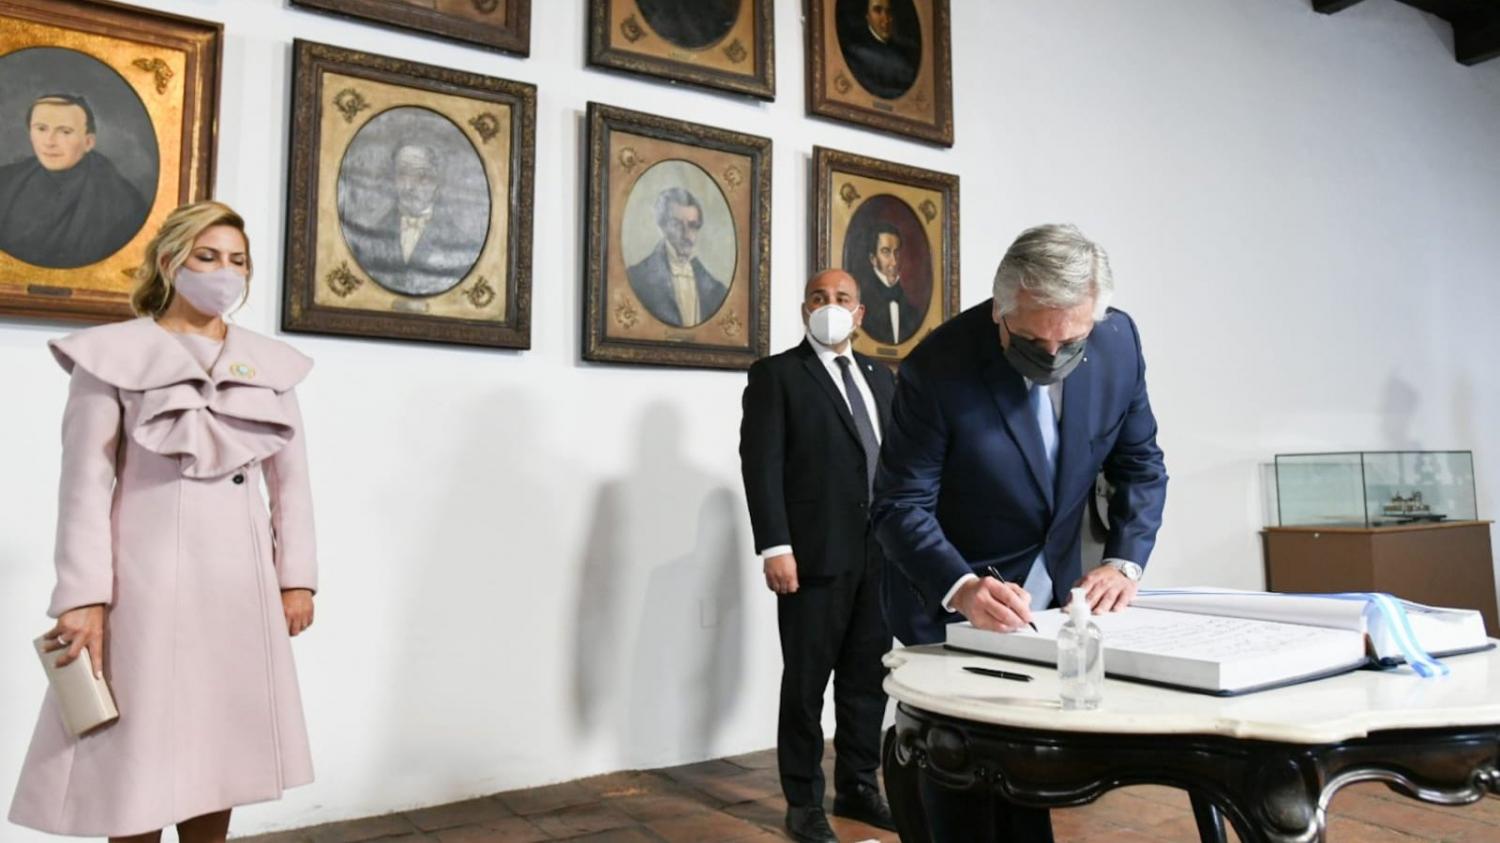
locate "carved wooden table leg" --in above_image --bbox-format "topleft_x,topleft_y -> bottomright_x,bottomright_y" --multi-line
883,725 -> 934,843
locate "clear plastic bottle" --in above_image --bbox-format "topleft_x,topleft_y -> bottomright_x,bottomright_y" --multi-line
1057,587 -> 1104,710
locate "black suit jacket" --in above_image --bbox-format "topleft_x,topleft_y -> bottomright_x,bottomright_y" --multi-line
627,240 -> 729,327
740,340 -> 897,578
346,199 -> 479,296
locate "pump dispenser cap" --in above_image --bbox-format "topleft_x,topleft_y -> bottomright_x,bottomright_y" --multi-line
1067,588 -> 1091,625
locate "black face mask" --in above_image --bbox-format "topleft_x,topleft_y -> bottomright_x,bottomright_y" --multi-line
1002,318 -> 1088,385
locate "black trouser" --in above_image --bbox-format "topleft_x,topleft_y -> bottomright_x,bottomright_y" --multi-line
776,546 -> 890,808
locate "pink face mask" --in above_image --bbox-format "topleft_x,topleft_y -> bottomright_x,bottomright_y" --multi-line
173,266 -> 246,317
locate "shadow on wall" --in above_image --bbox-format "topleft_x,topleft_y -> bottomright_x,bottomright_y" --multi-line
1381,375 -> 1421,451
571,401 -> 746,768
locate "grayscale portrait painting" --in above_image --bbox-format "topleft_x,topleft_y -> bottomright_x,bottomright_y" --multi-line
843,193 -> 930,346
0,46 -> 158,269
620,159 -> 736,329
336,105 -> 490,297
636,0 -> 741,50
835,0 -> 922,100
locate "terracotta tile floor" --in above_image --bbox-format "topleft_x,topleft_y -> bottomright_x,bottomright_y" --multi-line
240,747 -> 1500,842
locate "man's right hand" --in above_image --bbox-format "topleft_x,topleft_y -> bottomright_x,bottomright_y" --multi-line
952,577 -> 1033,632
764,553 -> 799,594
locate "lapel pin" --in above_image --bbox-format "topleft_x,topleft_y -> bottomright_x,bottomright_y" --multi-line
229,362 -> 256,379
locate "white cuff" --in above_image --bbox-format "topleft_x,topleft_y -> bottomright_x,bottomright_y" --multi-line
759,545 -> 793,560
941,573 -> 979,613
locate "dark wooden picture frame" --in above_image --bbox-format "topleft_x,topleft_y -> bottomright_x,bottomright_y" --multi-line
282,40 -> 535,349
588,0 -> 775,100
806,0 -> 953,146
0,0 -> 221,324
584,102 -> 771,369
813,146 -> 958,364
290,0 -> 531,56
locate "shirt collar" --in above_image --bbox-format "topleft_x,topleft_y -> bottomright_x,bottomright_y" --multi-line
807,332 -> 856,367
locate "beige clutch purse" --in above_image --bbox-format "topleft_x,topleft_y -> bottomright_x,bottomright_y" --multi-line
33,636 -> 119,736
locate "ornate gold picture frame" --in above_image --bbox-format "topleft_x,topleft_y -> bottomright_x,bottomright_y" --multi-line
806,0 -> 953,146
584,102 -> 771,369
290,0 -> 531,56
0,0 -> 220,323
588,0 -> 775,100
283,40 -> 535,349
813,146 -> 958,364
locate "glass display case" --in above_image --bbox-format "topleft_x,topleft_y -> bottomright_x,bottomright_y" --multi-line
1273,451 -> 1477,528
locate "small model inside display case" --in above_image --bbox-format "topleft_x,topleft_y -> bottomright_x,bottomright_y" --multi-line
1274,451 -> 1477,528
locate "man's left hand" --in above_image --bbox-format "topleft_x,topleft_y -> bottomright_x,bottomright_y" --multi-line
1072,566 -> 1137,613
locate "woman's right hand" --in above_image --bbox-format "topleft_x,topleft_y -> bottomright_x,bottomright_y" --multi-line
43,605 -> 107,678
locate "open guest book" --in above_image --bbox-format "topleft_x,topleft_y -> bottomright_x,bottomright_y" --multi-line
945,588 -> 1494,696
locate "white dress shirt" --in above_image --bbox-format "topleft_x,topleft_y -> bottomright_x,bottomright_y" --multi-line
400,208 -> 433,262
759,334 -> 881,561
874,269 -> 902,343
666,244 -> 700,325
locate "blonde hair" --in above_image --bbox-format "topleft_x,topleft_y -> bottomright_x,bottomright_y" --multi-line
130,200 -> 253,317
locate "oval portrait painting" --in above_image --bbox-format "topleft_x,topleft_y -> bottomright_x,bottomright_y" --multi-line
835,0 -> 923,100
620,159 -> 736,328
843,193 -> 931,346
636,0 -> 742,51
337,105 -> 491,298
0,46 -> 159,270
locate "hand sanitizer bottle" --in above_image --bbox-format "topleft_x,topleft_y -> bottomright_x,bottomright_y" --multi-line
1058,587 -> 1104,710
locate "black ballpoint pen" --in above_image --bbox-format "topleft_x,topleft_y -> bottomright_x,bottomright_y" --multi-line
984,565 -> 1040,633
963,665 -> 1033,682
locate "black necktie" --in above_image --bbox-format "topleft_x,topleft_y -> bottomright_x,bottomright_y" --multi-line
836,356 -> 881,499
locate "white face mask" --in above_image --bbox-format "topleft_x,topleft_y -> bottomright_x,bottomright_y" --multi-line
173,266 -> 246,317
807,304 -> 856,346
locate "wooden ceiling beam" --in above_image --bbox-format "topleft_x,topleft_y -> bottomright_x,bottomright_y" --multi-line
1454,14 -> 1500,65
1313,0 -> 1370,13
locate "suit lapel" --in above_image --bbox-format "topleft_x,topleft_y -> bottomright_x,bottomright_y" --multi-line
983,354 -> 1054,511
1055,342 -> 1096,509
798,342 -> 862,446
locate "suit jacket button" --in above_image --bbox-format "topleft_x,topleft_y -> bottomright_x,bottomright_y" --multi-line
233,474 -> 246,485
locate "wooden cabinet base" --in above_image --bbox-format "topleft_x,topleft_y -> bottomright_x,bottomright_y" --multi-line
1263,521 -> 1499,637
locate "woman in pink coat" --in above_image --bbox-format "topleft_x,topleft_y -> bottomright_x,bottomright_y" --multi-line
9,201 -> 318,842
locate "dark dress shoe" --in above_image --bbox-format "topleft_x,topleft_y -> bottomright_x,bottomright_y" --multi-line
832,785 -> 895,830
785,805 -> 839,842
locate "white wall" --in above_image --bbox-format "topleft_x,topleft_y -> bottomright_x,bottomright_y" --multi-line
3,0 -> 1499,836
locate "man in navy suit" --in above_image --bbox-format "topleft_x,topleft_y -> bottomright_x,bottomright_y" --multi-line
871,223 -> 1168,841
627,187 -> 729,327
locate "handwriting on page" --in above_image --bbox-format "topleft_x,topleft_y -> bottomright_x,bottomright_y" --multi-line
1104,615 -> 1318,660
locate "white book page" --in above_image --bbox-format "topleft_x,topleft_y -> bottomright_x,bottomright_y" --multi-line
1132,588 -> 1369,632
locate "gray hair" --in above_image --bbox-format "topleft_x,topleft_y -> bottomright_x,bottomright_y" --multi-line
654,187 -> 703,229
991,223 -> 1114,320
392,142 -> 442,171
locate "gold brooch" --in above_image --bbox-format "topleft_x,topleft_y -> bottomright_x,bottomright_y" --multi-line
229,362 -> 256,379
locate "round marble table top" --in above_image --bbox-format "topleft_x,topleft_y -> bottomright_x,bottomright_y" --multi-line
883,642 -> 1500,744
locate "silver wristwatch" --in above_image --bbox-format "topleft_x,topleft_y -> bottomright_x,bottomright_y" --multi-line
1106,560 -> 1143,582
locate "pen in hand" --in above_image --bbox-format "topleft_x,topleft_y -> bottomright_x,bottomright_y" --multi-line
984,565 -> 1040,633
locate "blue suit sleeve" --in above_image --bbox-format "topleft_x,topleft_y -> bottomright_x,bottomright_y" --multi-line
872,361 -> 973,609
1102,314 -> 1168,567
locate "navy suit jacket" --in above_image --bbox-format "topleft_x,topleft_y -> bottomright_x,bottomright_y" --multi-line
871,300 -> 1167,645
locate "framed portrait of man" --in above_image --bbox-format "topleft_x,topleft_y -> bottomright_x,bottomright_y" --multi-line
0,0 -> 220,323
584,102 -> 770,369
290,0 -> 531,55
813,146 -> 958,363
282,40 -> 535,349
588,0 -> 775,100
806,0 -> 953,145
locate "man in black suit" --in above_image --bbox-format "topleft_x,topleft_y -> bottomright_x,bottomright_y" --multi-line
853,223 -> 921,346
740,269 -> 897,843
838,0 -> 920,100
627,187 -> 729,327
343,142 -> 482,297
